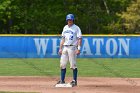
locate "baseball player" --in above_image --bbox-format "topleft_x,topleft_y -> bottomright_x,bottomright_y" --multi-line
57,14 -> 82,86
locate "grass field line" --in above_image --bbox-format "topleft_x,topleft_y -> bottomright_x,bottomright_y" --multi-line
0,58 -> 140,78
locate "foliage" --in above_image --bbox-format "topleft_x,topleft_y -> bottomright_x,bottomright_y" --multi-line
116,0 -> 140,34
0,0 -> 138,34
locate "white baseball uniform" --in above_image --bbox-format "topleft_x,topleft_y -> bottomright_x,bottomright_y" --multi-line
60,24 -> 82,69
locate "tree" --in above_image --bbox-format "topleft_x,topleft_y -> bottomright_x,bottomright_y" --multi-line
115,0 -> 140,34
122,0 -> 140,33
0,0 -> 13,34
0,0 -> 135,34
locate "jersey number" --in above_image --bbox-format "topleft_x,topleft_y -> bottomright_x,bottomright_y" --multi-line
69,35 -> 73,40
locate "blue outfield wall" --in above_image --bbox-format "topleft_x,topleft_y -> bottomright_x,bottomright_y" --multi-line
0,35 -> 140,58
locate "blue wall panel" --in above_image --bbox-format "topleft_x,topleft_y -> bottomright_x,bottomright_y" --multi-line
0,36 -> 140,58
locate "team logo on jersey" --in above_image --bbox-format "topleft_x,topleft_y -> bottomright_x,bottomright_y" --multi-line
64,30 -> 74,34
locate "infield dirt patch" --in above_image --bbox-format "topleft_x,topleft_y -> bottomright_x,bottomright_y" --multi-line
0,76 -> 139,93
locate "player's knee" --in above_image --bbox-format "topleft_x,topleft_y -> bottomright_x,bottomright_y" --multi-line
70,68 -> 76,70
70,66 -> 77,70
60,64 -> 66,69
70,64 -> 77,69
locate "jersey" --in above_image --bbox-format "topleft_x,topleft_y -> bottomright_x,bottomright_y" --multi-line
62,24 -> 82,46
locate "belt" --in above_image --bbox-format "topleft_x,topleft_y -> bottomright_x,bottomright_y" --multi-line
64,45 -> 74,46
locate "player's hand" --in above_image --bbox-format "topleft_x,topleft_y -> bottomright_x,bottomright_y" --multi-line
58,49 -> 62,55
76,50 -> 80,55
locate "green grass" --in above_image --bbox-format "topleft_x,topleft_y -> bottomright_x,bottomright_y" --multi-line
0,58 -> 140,77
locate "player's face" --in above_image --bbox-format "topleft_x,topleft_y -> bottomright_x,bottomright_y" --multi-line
67,19 -> 74,26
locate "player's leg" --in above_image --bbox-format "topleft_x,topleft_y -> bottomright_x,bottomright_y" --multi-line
68,46 -> 77,86
58,47 -> 68,84
73,68 -> 78,82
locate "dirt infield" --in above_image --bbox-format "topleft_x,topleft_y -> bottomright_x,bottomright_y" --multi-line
0,76 -> 139,93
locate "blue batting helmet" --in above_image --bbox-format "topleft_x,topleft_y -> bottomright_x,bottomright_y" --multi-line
66,14 -> 74,21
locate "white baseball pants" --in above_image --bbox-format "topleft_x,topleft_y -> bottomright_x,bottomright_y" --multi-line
60,45 -> 77,69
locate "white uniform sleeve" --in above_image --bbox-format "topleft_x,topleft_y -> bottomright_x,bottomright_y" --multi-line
61,27 -> 65,38
77,26 -> 82,38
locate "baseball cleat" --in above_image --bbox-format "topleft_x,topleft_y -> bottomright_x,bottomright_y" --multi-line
70,80 -> 77,87
57,80 -> 65,84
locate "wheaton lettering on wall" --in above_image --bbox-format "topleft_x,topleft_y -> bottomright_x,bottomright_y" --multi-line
0,36 -> 139,58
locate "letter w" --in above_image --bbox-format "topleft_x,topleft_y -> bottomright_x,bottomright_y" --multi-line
34,38 -> 49,55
